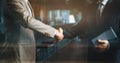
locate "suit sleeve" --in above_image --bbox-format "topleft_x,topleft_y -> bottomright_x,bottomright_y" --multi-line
109,39 -> 120,49
108,3 -> 120,49
5,0 -> 56,37
63,16 -> 88,38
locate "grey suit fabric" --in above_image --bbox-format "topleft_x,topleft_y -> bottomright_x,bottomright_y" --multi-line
2,0 -> 56,63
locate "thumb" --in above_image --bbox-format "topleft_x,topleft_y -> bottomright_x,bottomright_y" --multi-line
58,28 -> 63,33
98,39 -> 105,44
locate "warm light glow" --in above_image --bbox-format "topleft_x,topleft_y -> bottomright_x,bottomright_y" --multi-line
69,14 -> 76,23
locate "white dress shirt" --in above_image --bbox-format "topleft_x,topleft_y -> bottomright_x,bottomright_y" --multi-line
100,0 -> 108,14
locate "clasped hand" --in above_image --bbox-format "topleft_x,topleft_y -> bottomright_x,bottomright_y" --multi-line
94,39 -> 109,52
55,28 -> 64,42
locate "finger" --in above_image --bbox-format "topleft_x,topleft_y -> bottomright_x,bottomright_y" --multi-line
57,38 -> 62,42
98,39 -> 105,44
95,45 -> 102,48
55,36 -> 60,42
55,35 -> 63,42
95,46 -> 105,52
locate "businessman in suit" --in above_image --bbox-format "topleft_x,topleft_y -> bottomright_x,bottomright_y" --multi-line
2,0 -> 64,63
64,0 -> 120,63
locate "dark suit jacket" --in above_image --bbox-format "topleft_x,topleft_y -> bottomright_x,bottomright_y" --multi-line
95,0 -> 120,49
64,0 -> 120,63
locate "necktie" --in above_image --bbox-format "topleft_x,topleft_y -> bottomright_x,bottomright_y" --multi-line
97,2 -> 104,17
96,2 -> 104,25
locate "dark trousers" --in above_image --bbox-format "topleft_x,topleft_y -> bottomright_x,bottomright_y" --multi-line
88,42 -> 117,63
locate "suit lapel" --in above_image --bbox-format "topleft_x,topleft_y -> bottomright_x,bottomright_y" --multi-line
101,0 -> 112,16
27,1 -> 34,17
22,0 -> 34,16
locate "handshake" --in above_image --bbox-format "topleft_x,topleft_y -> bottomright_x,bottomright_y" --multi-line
55,28 -> 64,42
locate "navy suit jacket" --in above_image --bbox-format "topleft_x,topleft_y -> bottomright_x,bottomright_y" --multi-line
64,0 -> 120,62
96,0 -> 120,49
64,0 -> 120,49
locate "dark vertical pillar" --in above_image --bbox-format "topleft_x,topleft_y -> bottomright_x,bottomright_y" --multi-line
0,0 -> 5,42
0,0 -> 2,26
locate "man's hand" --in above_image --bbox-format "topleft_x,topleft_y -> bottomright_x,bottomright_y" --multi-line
55,28 -> 64,42
94,39 -> 109,52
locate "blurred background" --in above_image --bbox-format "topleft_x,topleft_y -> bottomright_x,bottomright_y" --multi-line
29,0 -> 87,26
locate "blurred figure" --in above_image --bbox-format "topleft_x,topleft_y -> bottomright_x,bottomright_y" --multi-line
2,0 -> 64,63
64,0 -> 120,63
